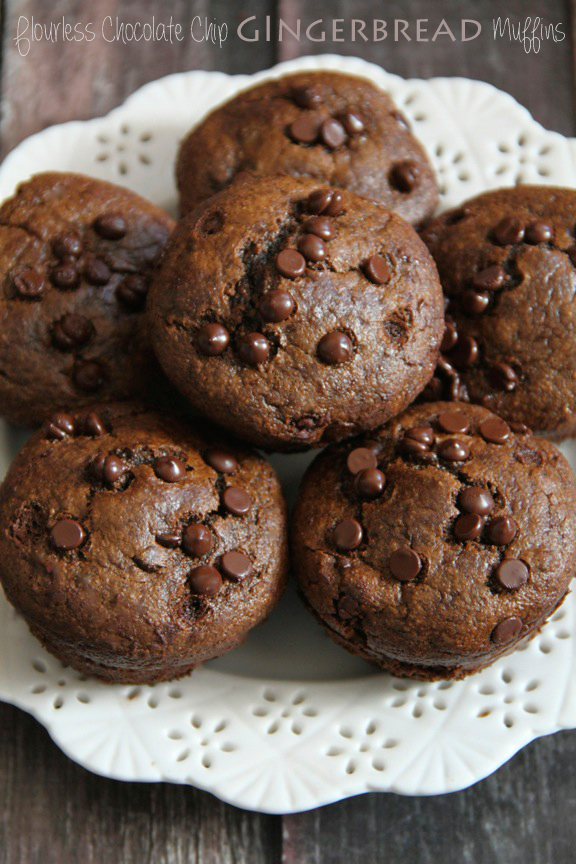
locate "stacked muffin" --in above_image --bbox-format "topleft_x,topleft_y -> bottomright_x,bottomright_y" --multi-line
0,70 -> 575,684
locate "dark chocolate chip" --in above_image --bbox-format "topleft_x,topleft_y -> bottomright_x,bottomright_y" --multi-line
479,417 -> 511,444
472,265 -> 506,291
51,263 -> 80,290
492,216 -> 524,245
307,189 -> 334,215
438,412 -> 470,434
399,437 -> 431,456
389,160 -> 420,192
525,221 -> 553,244
510,422 -> 532,435
389,546 -> 421,581
448,334 -> 479,367
325,191 -> 345,217
486,515 -> 518,545
320,117 -> 347,149
347,447 -> 377,475
276,248 -> 306,278
197,323 -> 230,356
52,313 -> 94,350
13,269 -> 45,299
83,256 -> 111,286
303,216 -> 336,241
51,519 -> 86,551
182,524 -> 212,557
292,85 -> 323,109
317,331 -> 353,365
220,550 -> 252,581
454,513 -> 483,541
461,290 -> 490,315
495,559 -> 529,590
289,114 -> 320,144
156,533 -> 181,548
46,412 -> 76,440
355,468 -> 386,499
340,111 -> 364,135
189,565 -> 222,596
298,233 -> 327,262
116,275 -> 149,310
84,412 -> 106,437
363,254 -> 390,285
91,453 -> 128,486
458,487 -> 494,516
53,232 -> 82,259
222,486 -> 252,516
440,321 -> 458,353
333,518 -> 363,551
491,616 -> 522,644
259,289 -> 295,323
154,457 -> 186,483
405,426 -> 435,446
72,360 -> 106,392
488,362 -> 518,392
204,449 -> 238,474
94,214 -> 127,240
438,439 -> 470,462
238,332 -> 270,366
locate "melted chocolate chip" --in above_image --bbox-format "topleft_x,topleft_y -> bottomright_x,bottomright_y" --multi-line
479,417 -> 511,444
94,214 -> 127,240
317,331 -> 353,365
355,468 -> 386,499
486,515 -> 518,545
72,360 -> 106,392
276,249 -> 306,279
333,518 -> 363,551
204,449 -> 238,474
491,616 -> 522,644
51,263 -> 80,290
389,546 -> 421,581
347,447 -> 377,475
156,533 -> 181,548
454,513 -> 483,541
289,114 -> 320,144
51,519 -> 86,551
438,412 -> 470,434
495,559 -> 529,590
220,550 -> 252,581
389,160 -> 420,192
183,524 -> 212,557
238,332 -> 270,366
438,439 -> 470,462
259,289 -> 295,323
320,117 -> 347,149
154,457 -> 186,483
488,362 -> 518,392
492,217 -> 524,245
53,232 -> 82,260
52,313 -> 94,351
116,275 -> 149,310
363,255 -> 390,285
222,486 -> 252,516
458,487 -> 494,516
303,216 -> 336,241
46,412 -> 75,440
83,256 -> 111,286
189,565 -> 222,596
197,323 -> 230,356
298,233 -> 327,262
13,269 -> 45,299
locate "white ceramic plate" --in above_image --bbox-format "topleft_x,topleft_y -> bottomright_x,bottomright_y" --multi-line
1,55 -> 576,815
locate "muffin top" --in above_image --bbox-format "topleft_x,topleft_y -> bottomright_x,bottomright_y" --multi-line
176,71 -> 438,226
292,401 -> 576,678
0,172 -> 174,427
421,185 -> 576,438
148,173 -> 444,451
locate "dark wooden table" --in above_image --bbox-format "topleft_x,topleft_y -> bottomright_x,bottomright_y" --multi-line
2,2 -> 576,861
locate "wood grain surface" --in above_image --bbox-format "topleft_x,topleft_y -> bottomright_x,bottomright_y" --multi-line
1,1 -> 575,861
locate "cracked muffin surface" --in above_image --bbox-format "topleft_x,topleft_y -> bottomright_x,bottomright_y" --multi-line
291,401 -> 576,680
0,172 -> 174,427
421,186 -> 576,437
148,173 -> 444,451
176,71 -> 438,226
0,402 -> 288,683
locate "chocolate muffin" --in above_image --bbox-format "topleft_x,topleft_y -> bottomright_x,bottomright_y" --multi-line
0,172 -> 174,427
0,403 -> 288,683
292,401 -> 576,680
421,186 -> 576,438
176,71 -> 438,226
148,173 -> 444,451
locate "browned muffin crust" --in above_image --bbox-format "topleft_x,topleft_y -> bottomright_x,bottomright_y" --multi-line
148,173 -> 444,451
0,402 -> 288,683
0,172 -> 174,427
176,71 -> 438,226
421,185 -> 576,438
292,401 -> 576,680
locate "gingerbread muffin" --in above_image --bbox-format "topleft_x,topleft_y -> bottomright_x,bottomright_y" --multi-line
0,403 -> 288,683
148,173 -> 444,451
421,185 -> 576,438
176,71 -> 437,226
0,172 -> 174,427
292,401 -> 576,680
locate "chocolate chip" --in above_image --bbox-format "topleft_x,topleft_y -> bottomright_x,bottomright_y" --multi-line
337,594 -> 360,619
292,85 -> 323,109
459,487 -> 494,516
183,524 -> 212,557
298,233 -> 327,262
496,559 -> 529,591
317,331 -> 353,365
72,360 -> 106,392
259,289 -> 295,323
449,335 -> 479,367
222,486 -> 252,516
472,265 -> 506,291
51,263 -> 80,290
154,456 -> 186,483
479,417 -> 511,444
51,519 -> 86,551
510,422 -> 532,435
454,513 -> 483,541
92,454 -> 128,486
325,191 -> 345,217
189,565 -> 222,596
84,411 -> 106,436
83,256 -> 111,286
307,189 -> 334,215
389,161 -> 420,192
492,616 -> 522,644
156,533 -> 181,548
197,323 -> 230,356
289,114 -> 320,144
486,515 -> 518,545
363,254 -> 390,285
116,275 -> 149,310
94,214 -> 127,240
347,447 -> 377,475
440,321 -> 458,353
461,290 -> 490,315
438,439 -> 470,462
221,550 -> 252,581
204,449 -> 238,474
52,313 -> 94,350
389,546 -> 421,581
333,518 -> 363,551
492,217 -> 524,245
320,117 -> 347,149
53,232 -> 82,259
488,362 -> 518,392
238,332 -> 270,366
340,111 -> 364,135
525,221 -> 553,244
13,269 -> 45,299
405,426 -> 435,446
46,412 -> 75,440
303,216 -> 336,241
276,248 -> 306,279
438,412 -> 470,434
400,437 -> 431,456
355,468 -> 386,499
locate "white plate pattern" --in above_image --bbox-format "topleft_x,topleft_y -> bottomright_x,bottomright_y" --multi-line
1,55 -> 576,814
